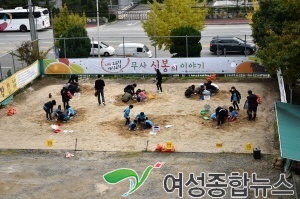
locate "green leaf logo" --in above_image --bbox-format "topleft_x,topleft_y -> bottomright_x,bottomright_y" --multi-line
103,162 -> 163,197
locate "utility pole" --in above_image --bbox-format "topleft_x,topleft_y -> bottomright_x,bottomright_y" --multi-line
28,0 -> 37,41
28,0 -> 39,60
96,0 -> 100,57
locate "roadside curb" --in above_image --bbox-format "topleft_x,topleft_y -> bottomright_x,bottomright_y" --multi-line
83,18 -> 249,28
205,19 -> 249,25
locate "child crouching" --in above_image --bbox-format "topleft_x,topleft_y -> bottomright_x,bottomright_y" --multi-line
228,106 -> 237,122
128,120 -> 138,131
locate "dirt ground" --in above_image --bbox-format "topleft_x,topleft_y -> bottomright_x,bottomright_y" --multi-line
1,77 -> 297,199
0,76 -> 279,154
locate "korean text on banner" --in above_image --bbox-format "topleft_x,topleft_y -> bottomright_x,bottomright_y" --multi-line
15,61 -> 39,88
0,74 -> 17,102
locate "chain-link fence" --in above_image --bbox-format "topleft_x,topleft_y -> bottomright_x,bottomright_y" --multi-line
41,34 -> 254,58
0,34 -> 257,80
0,53 -> 23,81
0,40 -> 46,81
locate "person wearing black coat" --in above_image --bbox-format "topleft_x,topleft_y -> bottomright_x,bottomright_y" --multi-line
61,87 -> 70,110
68,82 -> 79,95
68,74 -> 78,83
95,75 -> 106,105
124,84 -> 137,95
156,69 -> 163,93
215,106 -> 228,129
230,86 -> 241,110
43,100 -> 56,121
185,85 -> 195,98
247,90 -> 258,121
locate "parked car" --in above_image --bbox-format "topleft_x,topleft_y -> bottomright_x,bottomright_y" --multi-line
210,36 -> 256,55
116,43 -> 152,58
90,41 -> 115,56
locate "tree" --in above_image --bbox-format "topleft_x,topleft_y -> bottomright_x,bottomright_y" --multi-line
53,4 -> 86,39
251,0 -> 294,48
251,0 -> 300,83
142,0 -> 208,50
0,0 -> 43,9
169,26 -> 202,57
246,0 -> 259,23
10,41 -> 51,66
62,0 -> 81,11
43,0 -> 58,12
58,24 -> 91,58
99,0 -> 109,18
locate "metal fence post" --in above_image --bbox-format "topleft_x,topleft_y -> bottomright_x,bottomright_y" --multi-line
245,34 -> 247,57
11,54 -> 16,73
186,35 -> 188,58
0,61 -> 3,80
64,38 -> 66,58
123,36 -> 125,58
217,35 -> 219,57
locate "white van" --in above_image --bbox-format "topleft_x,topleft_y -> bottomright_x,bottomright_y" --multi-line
116,43 -> 152,58
90,41 -> 115,56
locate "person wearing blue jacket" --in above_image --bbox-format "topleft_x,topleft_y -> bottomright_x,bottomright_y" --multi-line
136,112 -> 147,124
57,111 -> 70,122
128,120 -> 137,131
124,105 -> 134,125
228,106 -> 237,122
66,105 -> 76,117
144,117 -> 153,129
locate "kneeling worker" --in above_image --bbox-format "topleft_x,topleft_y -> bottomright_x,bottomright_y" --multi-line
128,120 -> 138,131
144,117 -> 153,129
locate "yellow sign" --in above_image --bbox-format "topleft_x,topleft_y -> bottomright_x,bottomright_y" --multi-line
165,142 -> 173,150
0,74 -> 17,102
216,142 -> 223,148
245,143 -> 252,152
46,139 -> 54,147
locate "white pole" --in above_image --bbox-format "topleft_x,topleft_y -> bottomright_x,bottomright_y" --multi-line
96,0 -> 100,58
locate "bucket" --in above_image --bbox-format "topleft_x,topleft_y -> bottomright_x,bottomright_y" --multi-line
253,148 -> 261,159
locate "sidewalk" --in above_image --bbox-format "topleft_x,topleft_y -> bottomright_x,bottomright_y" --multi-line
84,18 -> 249,28
205,18 -> 249,25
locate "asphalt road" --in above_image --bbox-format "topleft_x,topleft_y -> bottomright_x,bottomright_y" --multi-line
0,20 -> 252,79
1,149 -> 297,199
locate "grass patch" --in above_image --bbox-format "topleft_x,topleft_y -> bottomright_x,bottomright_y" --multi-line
248,56 -> 261,63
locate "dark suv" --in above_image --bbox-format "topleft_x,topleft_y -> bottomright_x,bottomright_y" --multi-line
210,36 -> 256,55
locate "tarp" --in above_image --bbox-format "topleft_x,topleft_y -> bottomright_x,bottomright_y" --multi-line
275,101 -> 300,161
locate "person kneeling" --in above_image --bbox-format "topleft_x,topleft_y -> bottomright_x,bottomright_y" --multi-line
184,85 -> 195,98
144,117 -> 153,129
128,120 -> 138,131
215,106 -> 228,129
57,111 -> 70,122
66,105 -> 76,118
228,106 -> 237,122
136,112 -> 147,124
